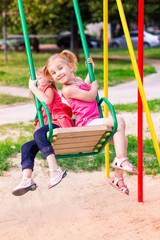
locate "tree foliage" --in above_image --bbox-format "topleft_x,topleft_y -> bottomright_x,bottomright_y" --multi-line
1,0 -> 160,40
0,0 -> 102,36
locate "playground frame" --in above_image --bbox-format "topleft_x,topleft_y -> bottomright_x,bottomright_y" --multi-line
16,0 -> 160,202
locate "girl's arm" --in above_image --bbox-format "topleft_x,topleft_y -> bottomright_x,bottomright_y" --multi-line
29,79 -> 54,105
63,80 -> 98,103
84,56 -> 95,85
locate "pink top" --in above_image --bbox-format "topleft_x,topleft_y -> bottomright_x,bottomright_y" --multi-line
34,86 -> 75,130
66,80 -> 100,126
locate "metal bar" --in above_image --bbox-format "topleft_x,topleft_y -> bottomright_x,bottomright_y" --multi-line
72,0 -> 103,118
17,0 -> 44,127
138,0 -> 144,203
103,0 -> 110,178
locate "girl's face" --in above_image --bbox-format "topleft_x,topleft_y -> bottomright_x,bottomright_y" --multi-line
48,59 -> 73,85
36,73 -> 50,90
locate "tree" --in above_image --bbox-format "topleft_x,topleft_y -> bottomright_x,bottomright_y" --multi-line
145,0 -> 160,29
0,0 -> 12,36
4,0 -> 103,55
3,0 -> 160,55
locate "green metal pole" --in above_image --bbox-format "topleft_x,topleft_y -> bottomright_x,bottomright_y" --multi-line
17,0 -> 44,127
72,0 -> 103,118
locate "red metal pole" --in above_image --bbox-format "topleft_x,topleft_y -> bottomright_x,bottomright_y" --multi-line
138,0 -> 144,202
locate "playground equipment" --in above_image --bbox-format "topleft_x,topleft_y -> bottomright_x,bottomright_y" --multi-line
137,0 -> 144,203
114,0 -> 160,202
17,0 -> 160,202
17,0 -> 118,158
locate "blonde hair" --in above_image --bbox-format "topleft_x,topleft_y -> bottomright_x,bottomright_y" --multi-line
29,68 -> 58,100
46,50 -> 78,74
41,67 -> 57,91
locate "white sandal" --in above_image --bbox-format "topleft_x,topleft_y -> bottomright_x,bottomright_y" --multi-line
111,157 -> 138,174
109,176 -> 129,195
48,167 -> 67,189
12,178 -> 37,196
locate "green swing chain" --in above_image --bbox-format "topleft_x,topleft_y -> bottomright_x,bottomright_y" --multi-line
17,0 -> 53,140
72,0 -> 103,118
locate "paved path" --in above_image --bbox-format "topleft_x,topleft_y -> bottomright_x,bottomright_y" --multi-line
0,59 -> 160,125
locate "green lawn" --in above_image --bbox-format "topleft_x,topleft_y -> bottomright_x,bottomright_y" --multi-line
0,50 -> 156,89
88,47 -> 160,60
113,99 -> 160,113
0,94 -> 31,105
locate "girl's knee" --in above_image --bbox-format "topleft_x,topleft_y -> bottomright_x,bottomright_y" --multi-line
21,142 -> 30,153
34,129 -> 44,143
34,127 -> 48,142
34,130 -> 39,141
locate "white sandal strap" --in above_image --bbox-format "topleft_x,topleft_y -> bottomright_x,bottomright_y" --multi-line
49,167 -> 61,172
114,157 -> 128,167
114,157 -> 128,162
113,176 -> 124,184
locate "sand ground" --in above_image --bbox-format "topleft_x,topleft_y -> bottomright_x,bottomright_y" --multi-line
1,157 -> 160,240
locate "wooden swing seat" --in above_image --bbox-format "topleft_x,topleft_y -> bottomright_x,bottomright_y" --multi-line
50,125 -> 112,157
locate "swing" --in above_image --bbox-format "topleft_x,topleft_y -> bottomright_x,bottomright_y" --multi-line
17,0 -> 118,158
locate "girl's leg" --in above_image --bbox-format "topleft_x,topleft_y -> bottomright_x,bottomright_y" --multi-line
12,140 -> 39,196
33,124 -> 58,159
104,117 -> 135,193
46,153 -> 67,188
34,124 -> 66,188
104,116 -> 128,158
21,140 -> 39,174
34,124 -> 58,172
104,116 -> 136,171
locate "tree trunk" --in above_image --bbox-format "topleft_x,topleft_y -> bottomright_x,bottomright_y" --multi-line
2,12 -> 7,63
32,37 -> 39,52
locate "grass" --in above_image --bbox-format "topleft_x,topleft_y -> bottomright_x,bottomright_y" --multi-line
88,47 -> 160,60
0,124 -> 159,176
0,50 -> 156,89
78,58 -> 155,87
0,122 -> 34,175
0,94 -> 31,105
0,140 -> 20,175
113,99 -> 160,113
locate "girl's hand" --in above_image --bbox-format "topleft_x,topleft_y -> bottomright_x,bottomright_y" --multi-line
91,80 -> 98,89
29,78 -> 37,90
85,56 -> 95,71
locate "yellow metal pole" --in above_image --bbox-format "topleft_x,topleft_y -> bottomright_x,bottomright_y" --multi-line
116,0 -> 160,165
103,0 -> 109,177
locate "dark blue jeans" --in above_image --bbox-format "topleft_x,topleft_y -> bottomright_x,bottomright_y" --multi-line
21,124 -> 59,171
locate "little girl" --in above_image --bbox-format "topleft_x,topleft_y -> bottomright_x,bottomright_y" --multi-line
43,50 -> 138,195
12,68 -> 74,196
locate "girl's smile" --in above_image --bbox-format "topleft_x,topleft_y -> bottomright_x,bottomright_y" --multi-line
49,59 -> 75,85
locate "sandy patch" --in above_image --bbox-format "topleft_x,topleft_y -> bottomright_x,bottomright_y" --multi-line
0,155 -> 160,240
